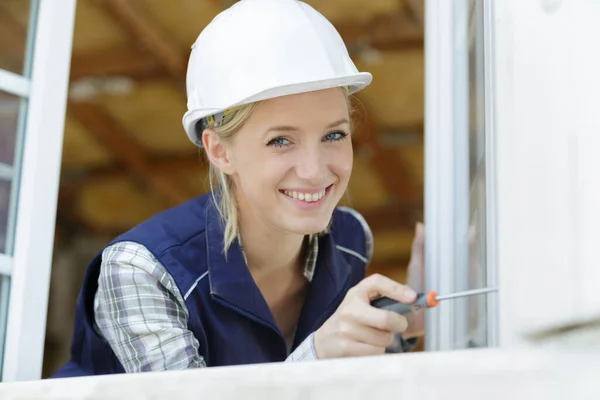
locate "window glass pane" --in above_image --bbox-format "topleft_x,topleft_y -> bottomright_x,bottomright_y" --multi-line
0,1 -> 32,76
0,91 -> 21,166
459,0 -> 488,348
0,180 -> 10,254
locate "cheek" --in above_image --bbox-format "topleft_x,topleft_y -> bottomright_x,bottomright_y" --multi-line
233,155 -> 283,196
332,145 -> 354,182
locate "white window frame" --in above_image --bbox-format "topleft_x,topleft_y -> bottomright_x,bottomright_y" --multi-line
427,0 -> 600,350
424,0 -> 500,351
0,0 -> 76,382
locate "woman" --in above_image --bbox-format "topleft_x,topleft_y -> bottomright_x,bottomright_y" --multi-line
53,0 -> 425,377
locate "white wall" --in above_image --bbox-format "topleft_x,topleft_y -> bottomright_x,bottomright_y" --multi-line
493,0 -> 600,346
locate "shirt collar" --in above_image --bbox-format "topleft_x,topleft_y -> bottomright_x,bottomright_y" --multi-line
237,231 -> 319,282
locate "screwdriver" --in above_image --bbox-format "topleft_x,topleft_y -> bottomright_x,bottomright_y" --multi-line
371,287 -> 498,315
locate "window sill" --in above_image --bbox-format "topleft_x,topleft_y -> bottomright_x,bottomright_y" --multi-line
1,347 -> 599,399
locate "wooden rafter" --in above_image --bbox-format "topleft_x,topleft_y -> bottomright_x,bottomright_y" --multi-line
352,99 -> 419,205
367,260 -> 409,283
98,0 -> 187,78
70,46 -> 163,80
337,10 -> 423,53
68,9 -> 423,81
68,101 -> 190,207
0,8 -> 25,55
404,0 -> 425,29
361,202 -> 420,232
61,151 -> 205,186
54,181 -> 100,245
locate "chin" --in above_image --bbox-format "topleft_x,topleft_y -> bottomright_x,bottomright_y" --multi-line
281,215 -> 332,236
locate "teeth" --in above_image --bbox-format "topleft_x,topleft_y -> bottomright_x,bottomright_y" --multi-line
283,189 -> 327,202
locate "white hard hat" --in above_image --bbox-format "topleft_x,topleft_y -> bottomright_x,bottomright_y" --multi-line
182,0 -> 373,147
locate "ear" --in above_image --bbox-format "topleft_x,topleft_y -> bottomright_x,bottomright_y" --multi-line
202,128 -> 236,175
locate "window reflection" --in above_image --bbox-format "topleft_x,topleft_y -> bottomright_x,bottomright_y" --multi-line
464,0 -> 488,348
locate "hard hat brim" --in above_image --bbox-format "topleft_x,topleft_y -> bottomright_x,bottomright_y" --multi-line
182,72 -> 373,147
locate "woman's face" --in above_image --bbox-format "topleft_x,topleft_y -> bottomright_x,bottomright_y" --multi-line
211,88 -> 353,236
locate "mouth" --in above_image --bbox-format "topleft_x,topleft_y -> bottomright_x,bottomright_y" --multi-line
279,184 -> 334,209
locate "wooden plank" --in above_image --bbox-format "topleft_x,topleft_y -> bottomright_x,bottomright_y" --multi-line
337,10 -> 423,53
68,101 -> 190,207
360,203 -> 420,232
367,260 -> 409,282
99,0 -> 187,78
404,0 -> 425,29
61,151 -> 204,183
352,99 -> 420,205
68,9 -> 422,80
70,46 -> 163,80
0,9 -> 26,55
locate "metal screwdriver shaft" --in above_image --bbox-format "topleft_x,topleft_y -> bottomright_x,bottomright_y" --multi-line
435,287 -> 498,301
370,287 -> 498,315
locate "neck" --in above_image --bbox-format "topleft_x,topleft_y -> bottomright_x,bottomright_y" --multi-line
237,214 -> 305,276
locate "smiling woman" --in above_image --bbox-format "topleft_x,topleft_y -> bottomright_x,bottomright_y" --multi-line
52,0 -> 423,378
204,88 -> 353,254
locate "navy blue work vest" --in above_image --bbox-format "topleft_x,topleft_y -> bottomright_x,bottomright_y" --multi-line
52,193 -> 370,378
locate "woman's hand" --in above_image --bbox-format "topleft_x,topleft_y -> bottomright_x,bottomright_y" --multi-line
313,273 -> 418,359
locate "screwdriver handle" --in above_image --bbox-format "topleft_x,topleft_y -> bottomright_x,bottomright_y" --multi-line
370,291 -> 439,315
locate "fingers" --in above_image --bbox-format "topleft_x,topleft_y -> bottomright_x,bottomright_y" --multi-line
354,273 -> 417,304
347,300 -> 409,333
342,321 -> 396,348
314,273 -> 415,360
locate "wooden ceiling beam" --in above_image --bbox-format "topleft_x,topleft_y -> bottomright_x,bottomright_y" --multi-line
98,0 -> 187,78
55,181 -> 100,245
359,202 -> 421,233
0,8 -> 26,55
337,10 -> 423,53
367,260 -> 409,283
67,9 -> 423,81
352,100 -> 420,205
68,101 -> 190,207
404,0 -> 425,29
70,46 -> 164,80
61,151 -> 205,184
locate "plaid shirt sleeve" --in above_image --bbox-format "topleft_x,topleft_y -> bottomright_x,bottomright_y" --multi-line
94,241 -> 207,372
94,241 -> 319,373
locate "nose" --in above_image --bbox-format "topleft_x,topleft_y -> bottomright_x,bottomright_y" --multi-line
295,143 -> 327,183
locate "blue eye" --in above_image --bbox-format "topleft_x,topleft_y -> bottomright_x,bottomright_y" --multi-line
266,136 -> 291,147
323,130 -> 349,142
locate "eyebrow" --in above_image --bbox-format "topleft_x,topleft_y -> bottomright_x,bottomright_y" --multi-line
263,118 -> 350,135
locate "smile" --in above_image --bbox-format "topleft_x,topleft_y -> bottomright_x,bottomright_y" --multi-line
282,188 -> 326,202
279,184 -> 333,209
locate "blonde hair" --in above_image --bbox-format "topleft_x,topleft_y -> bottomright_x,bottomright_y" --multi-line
203,89 -> 356,255
204,103 -> 257,254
